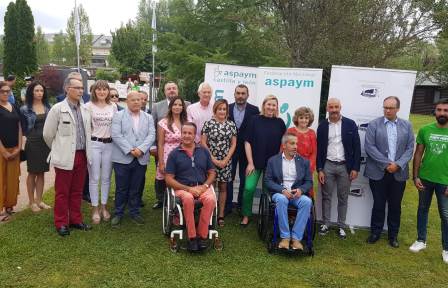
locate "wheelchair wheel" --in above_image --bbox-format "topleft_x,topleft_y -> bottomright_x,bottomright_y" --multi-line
257,193 -> 266,239
162,190 -> 172,236
266,233 -> 275,254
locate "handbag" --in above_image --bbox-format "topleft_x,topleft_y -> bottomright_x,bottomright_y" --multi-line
20,150 -> 27,162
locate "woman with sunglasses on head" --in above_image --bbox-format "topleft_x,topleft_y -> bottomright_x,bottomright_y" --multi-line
156,96 -> 187,196
109,88 -> 123,111
0,81 -> 22,221
85,80 -> 118,224
240,95 -> 286,226
201,99 -> 237,227
20,81 -> 52,212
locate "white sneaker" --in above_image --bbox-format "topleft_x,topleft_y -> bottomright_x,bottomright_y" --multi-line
442,250 -> 448,264
409,240 -> 427,253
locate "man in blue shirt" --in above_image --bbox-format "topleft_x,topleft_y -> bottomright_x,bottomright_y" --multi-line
5,75 -> 16,105
165,122 -> 216,252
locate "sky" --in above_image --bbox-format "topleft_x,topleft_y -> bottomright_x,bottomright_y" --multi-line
0,0 -> 142,35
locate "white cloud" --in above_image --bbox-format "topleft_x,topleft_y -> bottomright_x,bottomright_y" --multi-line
0,0 -> 140,35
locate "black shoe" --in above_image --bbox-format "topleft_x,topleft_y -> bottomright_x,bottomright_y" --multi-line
56,225 -> 70,237
366,234 -> 380,244
152,202 -> 163,209
389,238 -> 399,248
69,223 -> 92,231
187,238 -> 199,252
198,238 -> 208,250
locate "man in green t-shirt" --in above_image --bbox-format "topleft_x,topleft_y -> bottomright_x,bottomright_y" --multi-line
409,99 -> 448,264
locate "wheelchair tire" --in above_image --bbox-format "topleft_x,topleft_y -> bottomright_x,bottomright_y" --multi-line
267,233 -> 275,254
162,190 -> 172,236
257,193 -> 266,240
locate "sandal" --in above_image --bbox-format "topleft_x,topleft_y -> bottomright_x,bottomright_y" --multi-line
0,214 -> 10,222
30,203 -> 41,212
38,202 -> 52,210
218,217 -> 225,227
5,208 -> 15,215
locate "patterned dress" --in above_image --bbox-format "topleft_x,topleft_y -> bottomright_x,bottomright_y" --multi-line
156,118 -> 182,180
287,127 -> 317,197
202,118 -> 237,182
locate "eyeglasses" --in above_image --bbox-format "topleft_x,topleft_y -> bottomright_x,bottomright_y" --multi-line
110,94 -> 119,98
69,86 -> 84,90
0,89 -> 11,94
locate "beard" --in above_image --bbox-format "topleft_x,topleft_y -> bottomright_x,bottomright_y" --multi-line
436,115 -> 448,125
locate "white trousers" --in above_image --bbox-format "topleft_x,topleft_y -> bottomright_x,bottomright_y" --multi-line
88,141 -> 113,206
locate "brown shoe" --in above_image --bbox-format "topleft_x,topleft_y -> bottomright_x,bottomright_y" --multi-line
291,239 -> 303,250
278,238 -> 290,249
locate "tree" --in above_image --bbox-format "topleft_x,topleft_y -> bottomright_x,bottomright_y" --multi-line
65,4 -> 93,66
50,31 -> 68,65
272,0 -> 448,68
35,26 -> 50,65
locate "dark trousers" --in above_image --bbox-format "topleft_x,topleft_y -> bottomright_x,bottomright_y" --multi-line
225,150 -> 248,213
113,159 -> 147,217
154,158 -> 165,204
54,151 -> 87,229
82,172 -> 90,202
138,165 -> 148,205
369,172 -> 406,239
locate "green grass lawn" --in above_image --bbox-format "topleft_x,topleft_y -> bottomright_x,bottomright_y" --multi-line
409,113 -> 434,134
1,114 -> 446,287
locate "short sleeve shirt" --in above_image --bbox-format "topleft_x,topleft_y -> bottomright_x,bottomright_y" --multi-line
165,145 -> 215,186
416,122 -> 448,185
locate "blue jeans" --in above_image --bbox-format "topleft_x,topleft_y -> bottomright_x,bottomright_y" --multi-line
113,159 -> 147,217
417,179 -> 448,250
272,193 -> 312,241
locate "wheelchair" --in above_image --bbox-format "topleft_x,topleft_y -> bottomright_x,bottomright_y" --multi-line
162,186 -> 223,252
257,189 -> 316,256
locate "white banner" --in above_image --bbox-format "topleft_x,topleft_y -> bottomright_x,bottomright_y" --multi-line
316,65 -> 417,228
204,63 -> 258,104
256,67 -> 323,130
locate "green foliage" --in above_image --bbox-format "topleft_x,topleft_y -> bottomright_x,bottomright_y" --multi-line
65,4 -> 93,66
0,38 -> 3,62
49,31 -> 67,65
3,0 -> 37,76
95,68 -> 121,82
35,26 -> 50,65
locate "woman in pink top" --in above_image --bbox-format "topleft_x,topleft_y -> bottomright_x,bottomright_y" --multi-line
287,107 -> 317,197
86,80 -> 117,224
157,97 -> 187,183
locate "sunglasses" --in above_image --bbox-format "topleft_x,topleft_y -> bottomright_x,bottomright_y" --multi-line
110,94 -> 119,98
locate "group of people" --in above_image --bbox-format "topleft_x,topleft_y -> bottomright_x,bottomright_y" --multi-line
1,74 -> 448,262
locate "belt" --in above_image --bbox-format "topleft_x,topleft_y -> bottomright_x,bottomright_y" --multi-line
91,137 -> 113,143
327,159 -> 346,165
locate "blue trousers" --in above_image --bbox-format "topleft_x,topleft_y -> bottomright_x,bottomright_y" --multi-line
272,193 -> 312,241
113,159 -> 147,217
417,179 -> 448,250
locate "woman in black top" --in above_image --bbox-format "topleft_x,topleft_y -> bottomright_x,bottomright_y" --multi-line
241,95 -> 286,226
0,81 -> 22,221
20,81 -> 52,212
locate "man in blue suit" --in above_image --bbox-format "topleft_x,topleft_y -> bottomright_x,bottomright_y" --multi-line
317,98 -> 361,239
364,96 -> 414,248
110,91 -> 155,227
265,133 -> 313,250
226,84 -> 260,215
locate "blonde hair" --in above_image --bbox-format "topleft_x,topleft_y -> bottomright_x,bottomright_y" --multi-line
293,107 -> 314,127
260,95 -> 279,117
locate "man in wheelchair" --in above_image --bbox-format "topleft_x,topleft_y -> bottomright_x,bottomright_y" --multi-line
264,132 -> 313,250
165,122 -> 217,252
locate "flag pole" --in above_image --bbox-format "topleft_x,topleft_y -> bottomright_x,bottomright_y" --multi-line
75,0 -> 80,72
151,0 -> 157,102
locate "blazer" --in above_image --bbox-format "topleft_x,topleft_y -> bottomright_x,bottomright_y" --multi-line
111,109 -> 155,165
364,116 -> 415,181
316,116 -> 361,172
228,102 -> 260,156
43,99 -> 92,170
264,153 -> 313,196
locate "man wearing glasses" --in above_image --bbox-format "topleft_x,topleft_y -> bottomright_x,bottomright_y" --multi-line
364,96 -> 414,248
43,77 -> 92,236
165,122 -> 216,252
109,88 -> 123,111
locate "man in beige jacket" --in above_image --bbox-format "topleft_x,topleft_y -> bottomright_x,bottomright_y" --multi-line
43,77 -> 92,236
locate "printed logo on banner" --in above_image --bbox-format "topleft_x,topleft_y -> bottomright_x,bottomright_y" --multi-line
209,64 -> 258,101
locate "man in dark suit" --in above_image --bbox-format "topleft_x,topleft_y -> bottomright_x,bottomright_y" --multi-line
226,84 -> 260,215
264,132 -> 313,250
316,98 -> 361,239
150,81 -> 190,209
364,96 -> 414,248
